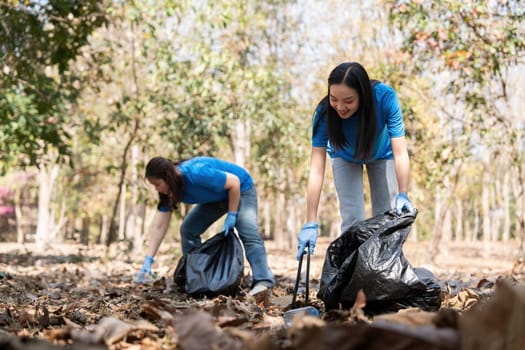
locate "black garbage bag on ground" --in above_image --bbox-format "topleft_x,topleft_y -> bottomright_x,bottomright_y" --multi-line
317,210 -> 442,314
173,230 -> 244,298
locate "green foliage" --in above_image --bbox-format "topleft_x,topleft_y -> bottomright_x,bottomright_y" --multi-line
119,0 -> 305,179
388,0 -> 525,180
0,1 -> 108,170
184,0 -> 305,188
388,0 -> 525,241
388,0 -> 524,116
0,87 -> 67,169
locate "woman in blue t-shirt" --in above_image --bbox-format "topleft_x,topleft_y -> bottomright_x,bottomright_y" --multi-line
136,156 -> 275,296
296,62 -> 415,259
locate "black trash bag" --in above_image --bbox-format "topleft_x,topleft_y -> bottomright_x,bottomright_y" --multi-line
173,230 -> 244,298
317,210 -> 442,314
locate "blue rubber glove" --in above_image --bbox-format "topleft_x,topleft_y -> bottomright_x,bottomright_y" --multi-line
135,255 -> 154,283
223,211 -> 238,235
297,222 -> 318,260
395,192 -> 414,215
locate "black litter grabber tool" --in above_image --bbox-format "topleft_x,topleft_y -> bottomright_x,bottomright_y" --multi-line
283,247 -> 320,327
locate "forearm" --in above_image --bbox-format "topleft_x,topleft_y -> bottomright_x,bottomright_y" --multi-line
228,184 -> 241,212
306,147 -> 326,222
146,230 -> 166,257
224,173 -> 241,212
145,212 -> 171,257
391,137 -> 410,193
395,154 -> 410,193
306,178 -> 323,222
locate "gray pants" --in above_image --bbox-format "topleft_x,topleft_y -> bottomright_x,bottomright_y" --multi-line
332,157 -> 398,233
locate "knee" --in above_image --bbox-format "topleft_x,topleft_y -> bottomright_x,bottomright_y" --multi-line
180,220 -> 199,238
179,220 -> 189,235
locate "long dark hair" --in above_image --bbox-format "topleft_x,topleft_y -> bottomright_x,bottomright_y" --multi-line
315,62 -> 377,160
145,156 -> 185,210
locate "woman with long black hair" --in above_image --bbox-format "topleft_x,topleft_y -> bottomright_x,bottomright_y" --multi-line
297,62 -> 415,259
136,156 -> 275,296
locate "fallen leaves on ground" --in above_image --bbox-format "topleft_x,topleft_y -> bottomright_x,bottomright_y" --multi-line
0,243 -> 524,349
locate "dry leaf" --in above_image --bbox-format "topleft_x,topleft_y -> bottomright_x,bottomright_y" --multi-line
141,303 -> 175,325
294,322 -> 459,350
70,317 -> 158,345
459,279 -> 525,350
373,308 -> 436,327
1,240 -> 522,349
174,309 -> 245,350
217,315 -> 249,327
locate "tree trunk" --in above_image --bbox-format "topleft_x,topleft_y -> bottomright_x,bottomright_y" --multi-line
99,214 -> 108,245
454,199 -> 463,241
490,215 -> 501,241
118,182 -> 126,240
274,191 -> 285,249
481,160 -> 491,242
285,196 -> 295,250
232,119 -> 251,168
430,185 -> 446,262
520,143 -> 525,253
514,163 -> 525,252
490,179 -> 501,241
107,118 -> 140,246
441,207 -> 452,257
14,187 -> 24,244
107,18 -> 142,247
35,162 -> 60,252
127,145 -> 142,250
473,207 -> 480,241
81,217 -> 90,245
50,197 -> 67,242
465,212 -> 472,242
502,171 -> 511,241
132,202 -> 146,252
430,159 -> 462,261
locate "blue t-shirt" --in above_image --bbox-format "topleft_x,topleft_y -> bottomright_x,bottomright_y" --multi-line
312,82 -> 405,163
159,157 -> 254,211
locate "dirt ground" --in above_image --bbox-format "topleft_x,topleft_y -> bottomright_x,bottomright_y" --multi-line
264,237 -> 522,287
1,237 -> 523,349
0,237 -> 521,287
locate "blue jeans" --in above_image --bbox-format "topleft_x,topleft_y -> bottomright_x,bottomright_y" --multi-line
180,187 -> 275,288
332,158 -> 398,233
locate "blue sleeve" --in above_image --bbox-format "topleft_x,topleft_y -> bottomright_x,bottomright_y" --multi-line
157,193 -> 172,212
158,205 -> 171,212
382,88 -> 405,138
312,104 -> 328,147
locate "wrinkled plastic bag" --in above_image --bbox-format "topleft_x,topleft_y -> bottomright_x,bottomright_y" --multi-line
318,210 -> 442,314
173,230 -> 244,297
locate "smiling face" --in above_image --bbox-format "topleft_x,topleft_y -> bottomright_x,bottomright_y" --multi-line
147,177 -> 170,195
329,83 -> 360,119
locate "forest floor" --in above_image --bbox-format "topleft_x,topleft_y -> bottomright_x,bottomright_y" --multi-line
0,237 -> 524,349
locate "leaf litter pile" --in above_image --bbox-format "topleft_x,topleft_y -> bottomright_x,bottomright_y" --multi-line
1,240 -> 524,350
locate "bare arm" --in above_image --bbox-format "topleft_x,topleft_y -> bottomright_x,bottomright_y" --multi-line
145,211 -> 172,257
306,147 -> 327,222
224,172 -> 241,212
391,136 -> 410,193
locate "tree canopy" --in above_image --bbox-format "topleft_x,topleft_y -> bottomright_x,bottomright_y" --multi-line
0,0 -> 108,170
